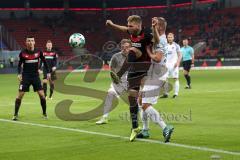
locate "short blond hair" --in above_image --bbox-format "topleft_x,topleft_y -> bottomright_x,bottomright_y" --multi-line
127,15 -> 142,24
120,39 -> 131,46
157,17 -> 167,31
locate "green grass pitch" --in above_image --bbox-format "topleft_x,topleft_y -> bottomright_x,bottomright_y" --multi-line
0,69 -> 240,160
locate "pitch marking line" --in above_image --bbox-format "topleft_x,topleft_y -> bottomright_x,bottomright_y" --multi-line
0,118 -> 239,156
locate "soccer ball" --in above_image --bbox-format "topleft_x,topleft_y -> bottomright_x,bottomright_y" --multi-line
69,33 -> 85,48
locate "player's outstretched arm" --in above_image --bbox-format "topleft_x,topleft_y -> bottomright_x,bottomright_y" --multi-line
106,20 -> 128,33
152,17 -> 160,44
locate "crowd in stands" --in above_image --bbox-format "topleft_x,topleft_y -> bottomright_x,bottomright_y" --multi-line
1,6 -> 240,60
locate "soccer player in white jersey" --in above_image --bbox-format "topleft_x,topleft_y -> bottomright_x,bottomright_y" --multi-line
138,17 -> 174,143
161,33 -> 182,98
96,39 -> 131,125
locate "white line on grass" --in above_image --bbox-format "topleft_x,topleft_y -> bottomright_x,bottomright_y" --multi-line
0,118 -> 239,156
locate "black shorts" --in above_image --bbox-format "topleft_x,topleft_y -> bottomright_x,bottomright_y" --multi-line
182,60 -> 192,72
127,72 -> 146,91
43,69 -> 57,81
19,75 -> 43,92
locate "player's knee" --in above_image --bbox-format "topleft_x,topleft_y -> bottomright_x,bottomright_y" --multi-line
128,89 -> 138,97
17,92 -> 25,99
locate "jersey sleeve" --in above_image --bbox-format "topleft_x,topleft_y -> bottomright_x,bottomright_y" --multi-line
110,54 -> 118,72
17,52 -> 23,74
190,47 -> 194,55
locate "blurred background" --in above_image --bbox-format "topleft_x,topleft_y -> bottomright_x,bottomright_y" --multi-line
0,0 -> 239,72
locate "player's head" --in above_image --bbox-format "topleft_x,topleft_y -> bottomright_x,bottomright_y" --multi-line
155,17 -> 167,33
182,37 -> 189,46
120,39 -> 131,55
127,15 -> 142,35
167,33 -> 174,44
46,40 -> 53,51
25,36 -> 35,50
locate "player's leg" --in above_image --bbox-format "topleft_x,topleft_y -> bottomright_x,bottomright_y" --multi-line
13,76 -> 30,120
49,71 -> 57,99
33,76 -> 47,118
49,80 -> 54,99
142,103 -> 174,142
173,67 -> 180,98
13,91 -> 25,120
160,70 -> 170,98
37,90 -> 47,118
183,60 -> 191,89
42,79 -> 48,98
128,88 -> 141,141
96,84 -> 120,125
160,80 -> 169,98
137,94 -> 150,138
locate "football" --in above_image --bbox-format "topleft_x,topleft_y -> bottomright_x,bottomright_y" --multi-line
69,33 -> 85,48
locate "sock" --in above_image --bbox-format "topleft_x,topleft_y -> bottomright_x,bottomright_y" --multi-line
128,96 -> 139,129
163,80 -> 169,95
174,80 -> 180,95
141,109 -> 149,130
188,75 -> 191,86
145,106 -> 166,130
40,98 -> 47,115
102,91 -> 117,118
184,74 -> 190,86
43,83 -> 47,97
14,98 -> 22,116
49,83 -> 54,98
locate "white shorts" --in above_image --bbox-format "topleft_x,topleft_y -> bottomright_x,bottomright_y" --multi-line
167,64 -> 179,79
108,81 -> 128,96
141,79 -> 166,104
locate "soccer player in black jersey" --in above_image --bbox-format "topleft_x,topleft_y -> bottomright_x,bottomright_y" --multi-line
40,40 -> 58,99
12,36 -> 51,121
106,15 -> 159,141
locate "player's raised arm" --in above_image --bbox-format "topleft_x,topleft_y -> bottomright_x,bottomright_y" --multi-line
106,20 -> 128,33
152,17 -> 160,44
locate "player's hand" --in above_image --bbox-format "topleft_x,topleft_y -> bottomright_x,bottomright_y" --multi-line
17,74 -> 22,81
110,71 -> 121,84
52,67 -> 57,72
174,63 -> 180,68
106,20 -> 114,26
129,47 -> 143,58
47,73 -> 51,81
152,17 -> 158,27
38,69 -> 43,74
191,63 -> 194,67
